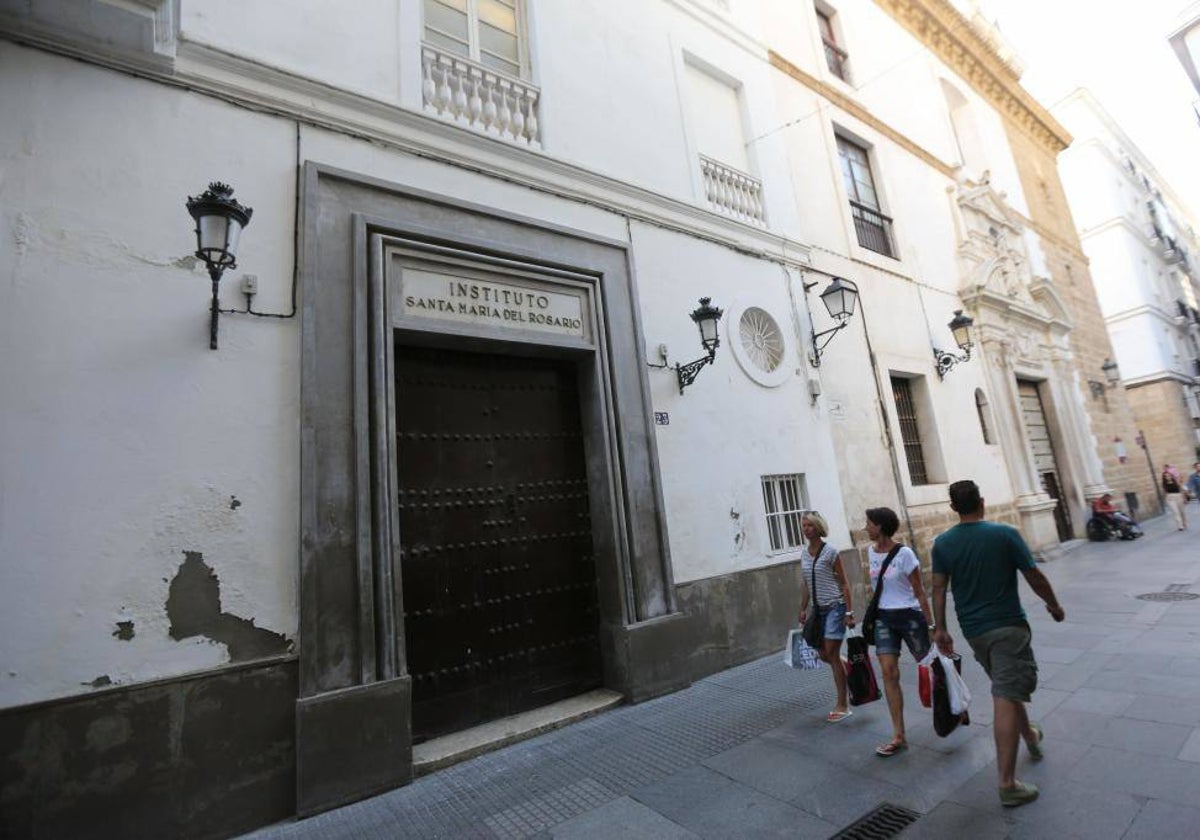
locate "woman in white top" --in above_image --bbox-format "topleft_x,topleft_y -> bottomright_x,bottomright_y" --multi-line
798,511 -> 856,722
865,506 -> 933,756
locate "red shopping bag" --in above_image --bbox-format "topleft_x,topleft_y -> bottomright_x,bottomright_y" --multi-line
918,663 -> 932,708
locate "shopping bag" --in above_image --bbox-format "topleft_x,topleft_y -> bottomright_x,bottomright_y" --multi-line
942,655 -> 971,715
802,606 -> 824,648
783,629 -> 821,670
917,663 -> 932,708
927,651 -> 971,736
843,631 -> 880,705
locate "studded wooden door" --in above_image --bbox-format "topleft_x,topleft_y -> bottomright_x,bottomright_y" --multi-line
395,344 -> 603,742
1017,380 -> 1073,542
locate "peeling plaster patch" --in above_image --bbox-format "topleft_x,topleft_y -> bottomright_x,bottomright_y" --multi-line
171,254 -> 199,270
229,495 -> 241,510
166,550 -> 292,660
112,621 -> 135,641
13,212 -> 35,257
87,675 -> 113,688
730,507 -> 746,552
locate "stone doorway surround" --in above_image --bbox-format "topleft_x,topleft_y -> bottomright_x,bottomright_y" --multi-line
952,181 -> 1108,551
296,164 -> 690,815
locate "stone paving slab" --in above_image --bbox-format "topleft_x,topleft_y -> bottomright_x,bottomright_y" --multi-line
242,513 -> 1200,839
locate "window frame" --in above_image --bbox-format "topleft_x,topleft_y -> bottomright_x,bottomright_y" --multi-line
892,376 -> 930,485
816,5 -> 850,82
760,473 -> 810,553
836,134 -> 897,258
422,0 -> 528,79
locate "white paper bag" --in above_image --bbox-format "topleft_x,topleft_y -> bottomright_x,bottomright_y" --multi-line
784,629 -> 821,670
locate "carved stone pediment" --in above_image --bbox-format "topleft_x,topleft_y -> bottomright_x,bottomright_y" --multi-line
956,182 -> 1034,306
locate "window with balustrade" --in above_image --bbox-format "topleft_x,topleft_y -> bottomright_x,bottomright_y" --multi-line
683,59 -> 766,226
421,0 -> 542,147
837,135 -> 896,258
816,5 -> 850,82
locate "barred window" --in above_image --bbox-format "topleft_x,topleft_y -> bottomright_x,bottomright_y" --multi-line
892,376 -> 930,485
761,474 -> 809,552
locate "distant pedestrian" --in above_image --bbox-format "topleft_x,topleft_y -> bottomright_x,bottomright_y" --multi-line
1162,465 -> 1187,530
863,507 -> 933,757
798,511 -> 856,723
931,480 -> 1065,808
1186,463 -> 1200,504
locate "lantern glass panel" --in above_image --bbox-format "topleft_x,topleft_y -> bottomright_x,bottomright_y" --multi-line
197,214 -> 229,255
821,281 -> 857,320
224,218 -> 244,260
952,322 -> 971,349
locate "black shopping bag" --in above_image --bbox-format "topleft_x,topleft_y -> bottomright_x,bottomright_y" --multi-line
931,654 -> 971,736
843,634 -> 880,706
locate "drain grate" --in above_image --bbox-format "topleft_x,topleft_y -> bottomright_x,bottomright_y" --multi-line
1135,591 -> 1200,602
830,802 -> 920,839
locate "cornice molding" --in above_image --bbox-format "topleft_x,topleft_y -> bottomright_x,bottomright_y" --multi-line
871,0 -> 1071,153
0,31 -> 813,268
766,51 -> 957,179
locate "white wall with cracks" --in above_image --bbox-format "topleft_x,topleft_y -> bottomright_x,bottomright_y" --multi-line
0,42 -> 299,707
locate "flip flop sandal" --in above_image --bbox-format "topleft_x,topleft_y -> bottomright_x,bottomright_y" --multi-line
1027,722 -> 1044,761
826,709 -> 853,723
875,740 -> 907,757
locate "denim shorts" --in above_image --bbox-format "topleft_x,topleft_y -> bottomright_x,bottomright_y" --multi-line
873,608 -> 930,659
818,601 -> 847,640
967,624 -> 1038,702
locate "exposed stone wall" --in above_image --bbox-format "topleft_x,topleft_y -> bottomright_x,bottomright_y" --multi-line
843,501 -> 1021,603
1002,123 -> 1162,518
1126,380 -> 1200,481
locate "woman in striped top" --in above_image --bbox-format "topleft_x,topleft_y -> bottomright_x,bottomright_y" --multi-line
798,511 -> 856,722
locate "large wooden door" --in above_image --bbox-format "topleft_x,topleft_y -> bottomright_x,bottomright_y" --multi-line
1017,380 -> 1073,542
395,345 -> 603,742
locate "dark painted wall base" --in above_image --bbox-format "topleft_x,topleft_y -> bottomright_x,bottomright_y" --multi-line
0,659 -> 297,840
0,562 -> 808,839
296,676 -> 412,817
675,559 -> 804,682
601,612 -> 694,704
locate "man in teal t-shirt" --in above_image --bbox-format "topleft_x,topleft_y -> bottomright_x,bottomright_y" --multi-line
931,480 -> 1065,809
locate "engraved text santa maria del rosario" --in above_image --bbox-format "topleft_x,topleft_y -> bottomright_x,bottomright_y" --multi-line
400,269 -> 587,339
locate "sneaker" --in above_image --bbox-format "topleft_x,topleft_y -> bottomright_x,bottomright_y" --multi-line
999,781 -> 1039,807
1027,723 -> 1044,761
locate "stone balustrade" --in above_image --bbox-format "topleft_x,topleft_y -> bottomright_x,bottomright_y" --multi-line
421,45 -> 541,148
699,155 -> 765,226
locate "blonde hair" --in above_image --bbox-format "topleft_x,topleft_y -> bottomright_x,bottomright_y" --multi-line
802,510 -> 829,538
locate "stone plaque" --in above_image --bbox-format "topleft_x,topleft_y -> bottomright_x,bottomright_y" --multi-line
399,268 -> 588,340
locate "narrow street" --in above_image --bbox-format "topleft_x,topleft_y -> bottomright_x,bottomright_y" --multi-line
245,511 -> 1200,839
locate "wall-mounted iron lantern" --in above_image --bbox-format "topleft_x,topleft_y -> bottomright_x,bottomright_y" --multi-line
933,309 -> 974,379
1089,358 -> 1121,399
186,182 -> 253,349
807,277 -> 859,367
1102,357 -> 1120,386
674,297 -> 724,394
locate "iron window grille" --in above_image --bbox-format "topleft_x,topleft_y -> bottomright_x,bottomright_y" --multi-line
891,377 -> 930,485
761,474 -> 809,552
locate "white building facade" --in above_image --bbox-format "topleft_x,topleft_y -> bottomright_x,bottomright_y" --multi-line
0,0 -> 1132,835
1053,89 -> 1200,486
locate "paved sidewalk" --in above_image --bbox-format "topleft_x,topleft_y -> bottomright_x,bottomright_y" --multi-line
245,511 -> 1200,839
